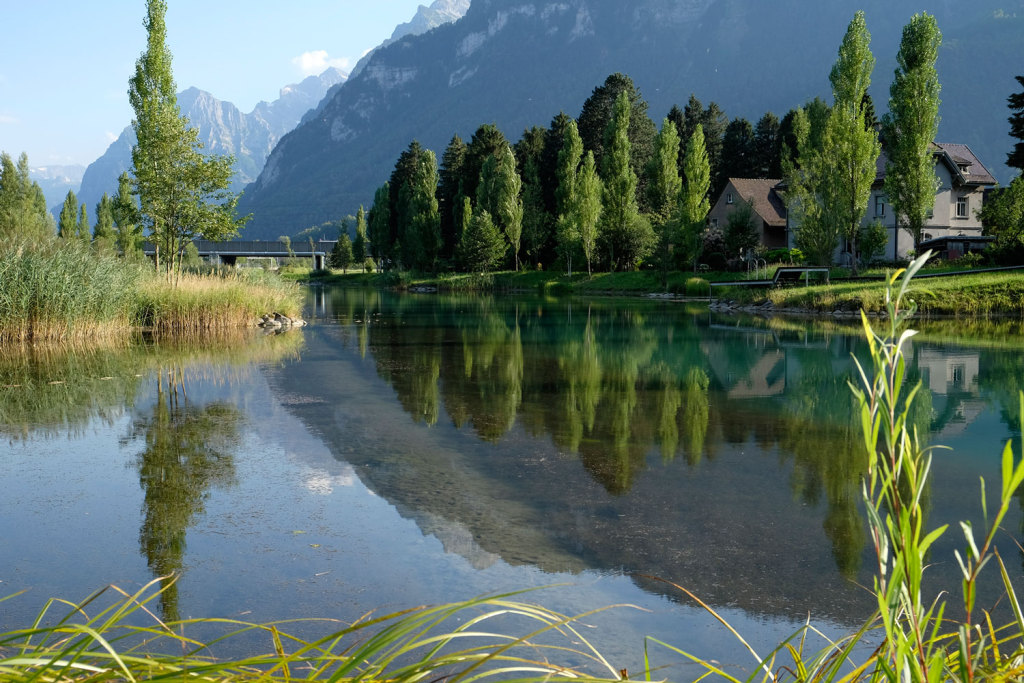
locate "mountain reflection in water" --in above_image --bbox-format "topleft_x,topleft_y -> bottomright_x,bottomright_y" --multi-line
277,288 -> 1024,624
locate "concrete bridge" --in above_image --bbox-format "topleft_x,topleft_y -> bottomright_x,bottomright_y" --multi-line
143,239 -> 331,270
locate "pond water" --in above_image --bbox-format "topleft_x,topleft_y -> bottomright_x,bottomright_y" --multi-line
2,287 -> 1023,678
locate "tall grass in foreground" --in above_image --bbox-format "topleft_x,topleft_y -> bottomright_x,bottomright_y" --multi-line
0,240 -> 140,343
4,254 -> 1024,681
0,581 -> 628,683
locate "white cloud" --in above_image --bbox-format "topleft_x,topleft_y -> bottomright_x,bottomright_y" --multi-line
105,131 -> 118,143
292,50 -> 350,76
0,114 -> 18,125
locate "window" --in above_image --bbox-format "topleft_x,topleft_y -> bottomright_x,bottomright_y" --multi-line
875,195 -> 886,218
726,193 -> 734,204
956,196 -> 969,218
711,218 -> 719,227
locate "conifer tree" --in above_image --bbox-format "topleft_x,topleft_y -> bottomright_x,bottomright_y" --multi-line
77,203 -> 90,241
882,12 -> 942,252
458,203 -> 505,272
112,172 -> 143,256
438,135 -> 467,259
1008,76 -> 1024,172
0,151 -> 53,242
58,190 -> 79,239
93,193 -> 116,249
721,118 -> 757,180
753,112 -> 782,178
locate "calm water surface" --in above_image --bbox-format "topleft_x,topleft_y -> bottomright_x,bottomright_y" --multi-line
2,288 -> 1023,677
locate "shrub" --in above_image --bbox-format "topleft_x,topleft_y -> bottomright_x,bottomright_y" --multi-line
685,277 -> 710,296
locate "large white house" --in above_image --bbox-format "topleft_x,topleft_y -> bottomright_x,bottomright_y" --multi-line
863,143 -> 997,261
710,142 -> 997,263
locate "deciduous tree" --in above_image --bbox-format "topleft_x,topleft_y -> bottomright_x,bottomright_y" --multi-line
352,206 -> 367,263
821,10 -> 881,273
882,12 -> 942,251
600,92 -> 651,270
678,124 -> 711,271
129,0 -> 245,279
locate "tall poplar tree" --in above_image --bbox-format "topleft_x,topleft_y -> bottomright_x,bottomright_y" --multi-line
368,183 -> 391,267
352,205 -> 367,263
882,13 -> 942,252
555,121 -> 583,275
678,124 -> 711,271
821,10 -> 880,274
400,150 -> 441,272
129,0 -> 244,279
576,151 -> 603,276
785,108 -> 835,266
600,91 -> 650,270
647,118 -> 682,279
489,144 -> 524,270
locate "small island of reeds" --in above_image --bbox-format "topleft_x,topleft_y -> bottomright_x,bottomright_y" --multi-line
0,239 -> 302,344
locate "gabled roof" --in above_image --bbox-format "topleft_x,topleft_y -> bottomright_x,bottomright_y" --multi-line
875,142 -> 997,187
726,178 -> 787,227
933,143 -> 997,186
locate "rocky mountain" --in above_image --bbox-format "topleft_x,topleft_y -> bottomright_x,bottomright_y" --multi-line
76,67 -> 347,216
302,0 -> 471,126
30,164 -> 85,212
238,0 -> 1024,240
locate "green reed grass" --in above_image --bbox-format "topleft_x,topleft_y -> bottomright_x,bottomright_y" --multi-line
135,270 -> 302,334
0,580 -> 631,683
0,240 -> 140,343
0,240 -> 303,341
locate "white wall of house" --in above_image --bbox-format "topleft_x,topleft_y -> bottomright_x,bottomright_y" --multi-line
790,160 -> 990,262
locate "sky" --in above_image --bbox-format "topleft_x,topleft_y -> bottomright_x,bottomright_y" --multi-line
0,1 -> 429,169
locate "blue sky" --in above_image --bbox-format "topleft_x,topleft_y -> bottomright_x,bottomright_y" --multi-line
0,1 -> 429,168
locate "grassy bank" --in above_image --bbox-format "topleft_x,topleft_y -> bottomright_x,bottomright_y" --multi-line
0,241 -> 303,342
303,267 -> 722,297
718,268 -> 1024,316
301,263 -> 1024,316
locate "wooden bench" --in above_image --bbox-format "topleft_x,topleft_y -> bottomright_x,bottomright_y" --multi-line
772,266 -> 830,287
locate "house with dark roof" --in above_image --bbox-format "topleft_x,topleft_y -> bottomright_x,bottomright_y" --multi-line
707,178 -> 788,251
867,142 -> 996,261
710,142 -> 997,262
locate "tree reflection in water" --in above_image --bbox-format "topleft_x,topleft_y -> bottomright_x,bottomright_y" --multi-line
128,366 -> 241,621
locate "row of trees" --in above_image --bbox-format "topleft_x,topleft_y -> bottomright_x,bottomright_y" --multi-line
356,11 -> 944,276
363,73 -> 796,275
